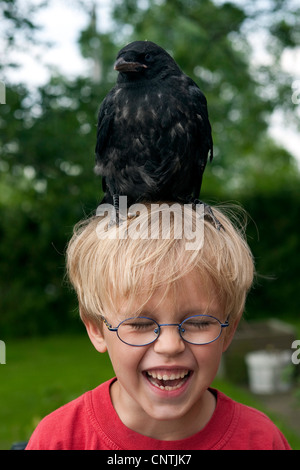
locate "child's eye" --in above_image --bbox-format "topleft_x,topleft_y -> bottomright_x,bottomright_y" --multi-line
185,320 -> 211,329
130,322 -> 153,330
183,317 -> 217,331
122,318 -> 156,330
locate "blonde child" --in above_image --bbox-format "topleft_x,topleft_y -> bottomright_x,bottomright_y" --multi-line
26,203 -> 291,450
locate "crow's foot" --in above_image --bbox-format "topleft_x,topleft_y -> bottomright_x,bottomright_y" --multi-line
192,199 -> 224,231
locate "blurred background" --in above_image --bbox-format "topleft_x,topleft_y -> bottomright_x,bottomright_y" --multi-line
0,0 -> 299,449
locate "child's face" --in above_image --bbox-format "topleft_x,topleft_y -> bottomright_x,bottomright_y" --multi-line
86,269 -> 236,438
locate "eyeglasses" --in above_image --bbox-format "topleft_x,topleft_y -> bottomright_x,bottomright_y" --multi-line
101,315 -> 229,347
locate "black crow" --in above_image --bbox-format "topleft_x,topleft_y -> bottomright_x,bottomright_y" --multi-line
95,40 -> 217,225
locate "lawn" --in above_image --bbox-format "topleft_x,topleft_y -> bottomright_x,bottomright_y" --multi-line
0,333 -> 114,450
1,333 -> 299,450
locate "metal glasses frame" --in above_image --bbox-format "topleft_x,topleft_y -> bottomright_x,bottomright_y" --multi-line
100,314 -> 229,347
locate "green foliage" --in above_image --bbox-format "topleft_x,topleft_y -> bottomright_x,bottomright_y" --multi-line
242,188 -> 300,322
0,78 -> 105,336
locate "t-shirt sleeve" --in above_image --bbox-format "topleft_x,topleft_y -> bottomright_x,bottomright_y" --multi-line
233,403 -> 292,450
26,416 -> 60,450
25,392 -> 92,450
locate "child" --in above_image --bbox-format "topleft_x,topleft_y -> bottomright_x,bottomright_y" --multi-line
26,202 -> 291,450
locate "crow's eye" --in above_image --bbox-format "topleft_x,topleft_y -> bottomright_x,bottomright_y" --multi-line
144,53 -> 153,62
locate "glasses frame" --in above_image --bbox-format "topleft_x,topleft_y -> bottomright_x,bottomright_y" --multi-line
100,314 -> 229,347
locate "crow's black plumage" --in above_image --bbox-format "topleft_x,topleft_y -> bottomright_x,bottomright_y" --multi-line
95,40 -> 213,214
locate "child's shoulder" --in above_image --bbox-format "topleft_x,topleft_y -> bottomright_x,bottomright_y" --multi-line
25,391 -> 90,449
215,389 -> 291,450
26,380 -> 111,450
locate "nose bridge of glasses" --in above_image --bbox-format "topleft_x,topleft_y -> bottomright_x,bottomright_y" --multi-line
159,322 -> 182,329
157,322 -> 184,334
155,323 -> 185,340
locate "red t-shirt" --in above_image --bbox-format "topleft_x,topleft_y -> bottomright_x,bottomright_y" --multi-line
26,378 -> 291,450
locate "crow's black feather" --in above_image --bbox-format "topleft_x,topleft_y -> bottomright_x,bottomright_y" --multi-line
95,40 -> 213,208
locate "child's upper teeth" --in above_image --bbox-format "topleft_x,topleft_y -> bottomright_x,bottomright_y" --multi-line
148,370 -> 188,380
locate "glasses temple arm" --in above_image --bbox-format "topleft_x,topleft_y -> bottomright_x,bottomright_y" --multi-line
100,315 -> 116,331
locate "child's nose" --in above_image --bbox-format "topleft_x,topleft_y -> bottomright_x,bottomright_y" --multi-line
153,325 -> 185,356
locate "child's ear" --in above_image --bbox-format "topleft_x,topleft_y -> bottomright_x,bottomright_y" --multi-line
84,318 -> 108,353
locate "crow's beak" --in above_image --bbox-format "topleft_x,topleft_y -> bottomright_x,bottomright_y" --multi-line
114,57 -> 148,73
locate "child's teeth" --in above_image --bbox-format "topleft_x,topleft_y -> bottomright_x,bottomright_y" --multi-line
146,370 -> 190,390
148,370 -> 189,380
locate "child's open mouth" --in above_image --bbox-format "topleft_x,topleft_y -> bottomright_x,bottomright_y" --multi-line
144,369 -> 191,391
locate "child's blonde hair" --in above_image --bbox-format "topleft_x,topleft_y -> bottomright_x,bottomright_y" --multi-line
66,203 -> 254,333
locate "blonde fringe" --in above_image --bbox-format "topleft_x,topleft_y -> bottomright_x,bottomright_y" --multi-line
66,202 -> 255,333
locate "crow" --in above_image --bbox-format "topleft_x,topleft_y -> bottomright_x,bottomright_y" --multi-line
95,40 -> 216,225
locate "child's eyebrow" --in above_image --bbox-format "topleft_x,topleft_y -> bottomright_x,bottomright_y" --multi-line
135,307 -> 222,320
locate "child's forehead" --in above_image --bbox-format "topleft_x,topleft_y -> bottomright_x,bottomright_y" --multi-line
107,269 -> 221,321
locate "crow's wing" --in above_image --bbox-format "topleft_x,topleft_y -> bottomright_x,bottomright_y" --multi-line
185,77 -> 213,196
95,89 -> 116,171
187,78 -> 213,159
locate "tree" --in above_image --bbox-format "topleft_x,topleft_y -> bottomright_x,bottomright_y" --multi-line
0,0 -> 46,73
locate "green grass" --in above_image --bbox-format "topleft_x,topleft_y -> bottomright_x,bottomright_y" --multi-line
0,334 -> 114,450
1,334 -> 299,450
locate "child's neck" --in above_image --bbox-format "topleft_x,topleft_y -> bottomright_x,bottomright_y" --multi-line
110,381 -> 216,441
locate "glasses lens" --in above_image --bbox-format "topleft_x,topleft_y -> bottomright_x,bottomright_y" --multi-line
180,315 -> 221,344
118,317 -> 158,346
